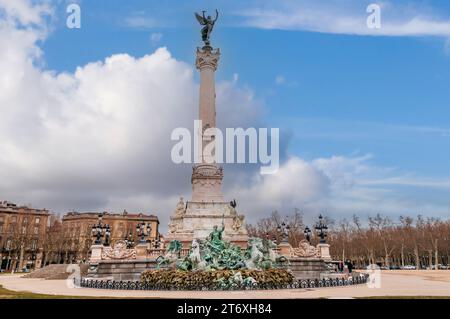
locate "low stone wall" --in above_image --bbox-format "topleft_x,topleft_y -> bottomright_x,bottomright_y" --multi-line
90,259 -> 159,281
90,257 -> 332,281
288,257 -> 327,280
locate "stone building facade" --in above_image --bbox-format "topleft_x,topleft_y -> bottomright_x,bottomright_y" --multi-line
60,211 -> 160,263
0,201 -> 50,271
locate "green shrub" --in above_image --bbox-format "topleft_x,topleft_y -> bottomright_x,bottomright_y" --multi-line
140,268 -> 294,290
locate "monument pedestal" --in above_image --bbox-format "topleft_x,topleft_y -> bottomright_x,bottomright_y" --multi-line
90,244 -> 103,262
317,243 -> 332,261
278,242 -> 293,257
135,243 -> 149,259
166,200 -> 248,248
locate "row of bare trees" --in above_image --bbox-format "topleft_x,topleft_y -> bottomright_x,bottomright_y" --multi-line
1,215 -> 92,271
41,215 -> 92,266
247,211 -> 450,268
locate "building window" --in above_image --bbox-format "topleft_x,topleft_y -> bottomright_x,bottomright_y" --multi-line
0,215 -> 4,223
23,217 -> 28,224
35,217 -> 40,224
11,216 -> 17,223
34,226 -> 39,235
9,225 -> 15,234
0,225 -> 3,233
22,225 -> 27,234
31,240 -> 37,250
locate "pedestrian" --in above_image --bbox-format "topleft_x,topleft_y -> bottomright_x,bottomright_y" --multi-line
338,261 -> 344,272
347,260 -> 354,273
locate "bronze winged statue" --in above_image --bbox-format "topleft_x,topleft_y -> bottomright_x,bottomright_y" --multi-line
195,9 -> 219,47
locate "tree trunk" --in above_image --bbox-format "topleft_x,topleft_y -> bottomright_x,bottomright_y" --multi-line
401,244 -> 405,267
42,252 -> 47,268
428,251 -> 433,270
414,246 -> 420,268
18,245 -> 24,271
434,239 -> 439,270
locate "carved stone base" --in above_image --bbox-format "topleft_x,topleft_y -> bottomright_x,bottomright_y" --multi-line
135,243 -> 149,260
191,164 -> 224,202
317,243 -> 332,261
277,242 -> 292,257
90,245 -> 103,262
288,257 -> 327,280
166,201 -> 248,248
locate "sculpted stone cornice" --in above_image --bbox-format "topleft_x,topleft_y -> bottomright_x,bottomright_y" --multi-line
101,241 -> 136,260
191,164 -> 223,181
289,240 -> 321,258
196,47 -> 221,71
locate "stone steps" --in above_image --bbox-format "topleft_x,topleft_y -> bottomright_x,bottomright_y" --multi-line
22,264 -> 89,280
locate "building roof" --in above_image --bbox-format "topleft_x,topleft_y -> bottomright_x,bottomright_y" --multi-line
0,201 -> 49,215
62,211 -> 159,222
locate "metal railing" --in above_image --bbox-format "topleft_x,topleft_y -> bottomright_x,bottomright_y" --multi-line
75,274 -> 369,291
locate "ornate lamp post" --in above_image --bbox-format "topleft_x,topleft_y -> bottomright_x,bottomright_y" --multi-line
315,214 -> 328,244
124,231 -> 135,249
91,213 -> 110,246
304,226 -> 312,243
104,224 -> 111,247
277,222 -> 290,244
153,234 -> 161,249
136,221 -> 152,244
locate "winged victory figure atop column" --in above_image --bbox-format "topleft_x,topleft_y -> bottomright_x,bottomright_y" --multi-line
195,9 -> 219,47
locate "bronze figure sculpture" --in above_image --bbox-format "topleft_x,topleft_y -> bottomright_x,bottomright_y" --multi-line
195,9 -> 219,47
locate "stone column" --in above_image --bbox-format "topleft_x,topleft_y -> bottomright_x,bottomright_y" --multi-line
191,46 -> 224,203
196,46 -> 220,163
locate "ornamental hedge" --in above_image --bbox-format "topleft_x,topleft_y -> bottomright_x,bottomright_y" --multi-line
140,268 -> 294,290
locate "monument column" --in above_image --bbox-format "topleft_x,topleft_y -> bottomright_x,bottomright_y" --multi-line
191,46 -> 224,202
195,46 -> 220,164
166,11 -> 248,248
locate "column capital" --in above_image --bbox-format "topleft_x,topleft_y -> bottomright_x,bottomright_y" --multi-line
196,46 -> 221,71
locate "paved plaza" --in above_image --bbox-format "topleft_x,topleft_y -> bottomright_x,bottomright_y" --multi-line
0,271 -> 449,299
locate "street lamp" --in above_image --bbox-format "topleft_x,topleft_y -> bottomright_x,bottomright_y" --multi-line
124,231 -> 135,249
304,226 -> 312,243
104,224 -> 111,246
91,213 -> 111,246
136,221 -> 152,244
315,214 -> 328,244
153,234 -> 161,249
277,222 -> 290,243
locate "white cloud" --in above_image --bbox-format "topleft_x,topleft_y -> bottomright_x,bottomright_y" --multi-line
238,0 -> 450,38
150,32 -> 163,45
275,75 -> 285,85
1,1 -> 449,233
0,1 -> 265,230
0,0 -> 52,26
123,11 -> 158,28
233,154 -> 450,223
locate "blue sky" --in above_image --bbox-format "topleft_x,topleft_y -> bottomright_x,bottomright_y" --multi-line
44,1 -> 450,177
1,0 -> 450,223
